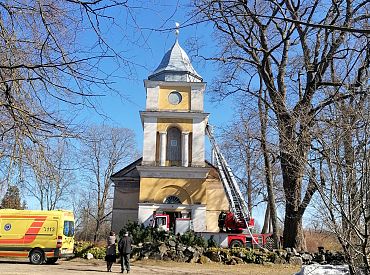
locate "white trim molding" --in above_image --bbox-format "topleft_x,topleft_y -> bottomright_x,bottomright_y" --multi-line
137,166 -> 210,179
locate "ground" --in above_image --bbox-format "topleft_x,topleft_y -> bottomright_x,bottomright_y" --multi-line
0,258 -> 301,275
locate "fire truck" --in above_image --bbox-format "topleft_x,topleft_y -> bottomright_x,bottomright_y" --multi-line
151,124 -> 276,250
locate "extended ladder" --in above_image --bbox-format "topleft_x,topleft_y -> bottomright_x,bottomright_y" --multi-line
206,124 -> 251,228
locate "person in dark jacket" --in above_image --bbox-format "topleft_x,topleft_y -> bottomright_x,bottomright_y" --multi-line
118,230 -> 133,273
105,231 -> 117,272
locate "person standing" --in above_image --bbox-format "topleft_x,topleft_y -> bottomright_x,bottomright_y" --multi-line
105,231 -> 117,272
118,230 -> 133,273
218,211 -> 226,232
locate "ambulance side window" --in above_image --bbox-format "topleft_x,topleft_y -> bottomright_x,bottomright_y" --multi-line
63,221 -> 75,237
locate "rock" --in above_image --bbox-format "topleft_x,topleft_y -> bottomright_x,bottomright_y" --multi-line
227,258 -> 237,265
189,250 -> 200,263
159,243 -> 168,256
236,251 -> 246,258
292,248 -> 298,256
220,252 -> 232,262
199,255 -> 210,264
195,246 -> 204,255
166,250 -> 176,260
162,255 -> 172,261
149,252 -> 162,260
289,256 -> 303,266
86,253 -> 94,260
206,251 -> 221,262
186,246 -> 196,253
168,240 -> 176,247
274,257 -> 287,264
176,243 -> 186,252
175,252 -> 188,263
232,256 -> 244,264
317,254 -> 326,263
184,248 -> 194,258
301,253 -> 313,264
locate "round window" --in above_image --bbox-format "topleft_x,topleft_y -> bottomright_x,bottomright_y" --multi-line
168,91 -> 182,105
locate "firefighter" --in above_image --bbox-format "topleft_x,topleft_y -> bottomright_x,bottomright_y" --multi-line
218,211 -> 227,232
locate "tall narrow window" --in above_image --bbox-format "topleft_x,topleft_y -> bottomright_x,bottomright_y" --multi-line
166,127 -> 181,166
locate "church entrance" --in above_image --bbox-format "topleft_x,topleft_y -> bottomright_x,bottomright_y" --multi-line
162,211 -> 192,233
163,211 -> 181,232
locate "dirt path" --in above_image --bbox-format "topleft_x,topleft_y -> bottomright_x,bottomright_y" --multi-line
0,258 -> 300,275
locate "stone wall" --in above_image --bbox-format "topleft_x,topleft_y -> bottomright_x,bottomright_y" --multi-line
131,241 -> 346,267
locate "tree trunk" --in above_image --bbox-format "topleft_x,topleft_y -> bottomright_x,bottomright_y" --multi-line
261,202 -> 270,234
245,145 -> 253,216
280,156 -> 307,250
258,88 -> 280,247
283,207 -> 305,250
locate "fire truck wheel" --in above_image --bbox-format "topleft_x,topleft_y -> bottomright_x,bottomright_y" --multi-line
29,249 -> 45,265
230,239 -> 244,248
46,257 -> 58,264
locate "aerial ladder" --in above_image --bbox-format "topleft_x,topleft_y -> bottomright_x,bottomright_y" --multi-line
205,124 -> 253,233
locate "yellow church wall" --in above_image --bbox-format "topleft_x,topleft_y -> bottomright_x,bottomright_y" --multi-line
206,211 -> 222,232
158,86 -> 191,111
157,118 -> 193,132
139,178 -> 206,204
206,180 -> 229,211
205,179 -> 229,232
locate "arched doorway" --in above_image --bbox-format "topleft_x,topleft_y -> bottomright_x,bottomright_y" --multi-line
163,195 -> 182,232
166,127 -> 181,166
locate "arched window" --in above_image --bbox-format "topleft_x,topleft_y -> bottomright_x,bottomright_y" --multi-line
164,195 -> 182,204
166,127 -> 181,165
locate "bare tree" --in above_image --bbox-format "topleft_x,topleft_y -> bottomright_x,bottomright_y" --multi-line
22,140 -> 76,210
220,100 -> 282,243
220,110 -> 261,215
80,125 -> 137,242
314,94 -> 370,274
0,0 -> 137,187
193,0 -> 370,250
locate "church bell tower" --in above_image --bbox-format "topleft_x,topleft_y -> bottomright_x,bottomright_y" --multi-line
140,37 -> 208,168
111,29 -> 228,234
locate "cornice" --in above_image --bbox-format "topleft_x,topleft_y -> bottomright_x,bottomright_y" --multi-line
140,111 -> 209,120
144,79 -> 206,89
136,165 -> 210,179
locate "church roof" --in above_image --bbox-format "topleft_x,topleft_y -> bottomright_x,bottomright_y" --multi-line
148,39 -> 202,82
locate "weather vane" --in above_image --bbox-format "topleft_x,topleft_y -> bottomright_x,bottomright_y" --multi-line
175,22 -> 180,37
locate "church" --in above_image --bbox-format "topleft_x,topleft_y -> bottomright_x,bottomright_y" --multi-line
111,35 -> 228,234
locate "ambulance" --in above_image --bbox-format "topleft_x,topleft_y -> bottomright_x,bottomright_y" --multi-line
0,209 -> 75,264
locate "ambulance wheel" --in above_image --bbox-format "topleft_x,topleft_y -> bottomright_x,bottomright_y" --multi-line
46,257 -> 58,264
29,249 -> 44,264
230,239 -> 244,248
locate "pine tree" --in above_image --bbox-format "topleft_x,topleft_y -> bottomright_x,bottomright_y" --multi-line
1,186 -> 26,209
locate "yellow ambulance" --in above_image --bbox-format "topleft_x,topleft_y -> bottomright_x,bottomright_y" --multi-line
0,209 -> 75,264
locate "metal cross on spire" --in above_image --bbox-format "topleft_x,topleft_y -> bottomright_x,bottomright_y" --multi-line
175,22 -> 180,37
